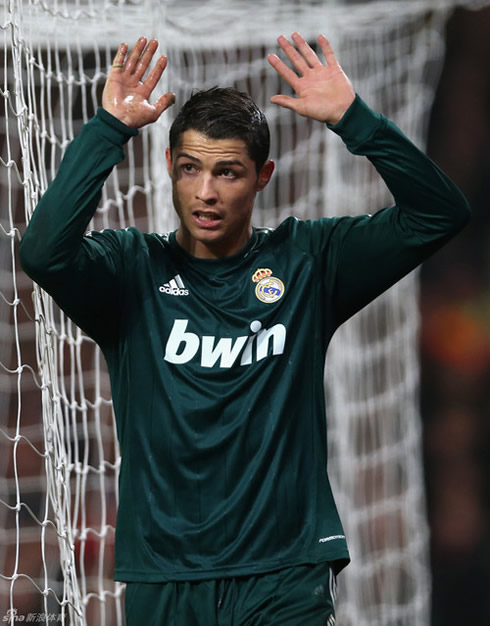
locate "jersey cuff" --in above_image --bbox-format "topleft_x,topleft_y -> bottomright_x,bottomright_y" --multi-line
82,107 -> 139,145
327,94 -> 384,153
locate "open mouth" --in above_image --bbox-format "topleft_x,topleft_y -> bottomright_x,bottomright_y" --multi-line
192,211 -> 222,227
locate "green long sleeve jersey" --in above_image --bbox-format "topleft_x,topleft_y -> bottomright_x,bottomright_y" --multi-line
19,96 -> 470,582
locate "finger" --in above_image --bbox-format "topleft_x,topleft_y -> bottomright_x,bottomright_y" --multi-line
143,55 -> 168,92
124,37 -> 148,74
317,35 -> 339,67
111,42 -> 128,71
267,53 -> 300,91
270,94 -> 300,113
277,34 -> 309,75
291,32 -> 322,68
152,92 -> 176,120
133,38 -> 159,81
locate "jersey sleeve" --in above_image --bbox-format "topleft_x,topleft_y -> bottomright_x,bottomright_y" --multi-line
322,95 -> 471,327
19,108 -> 139,344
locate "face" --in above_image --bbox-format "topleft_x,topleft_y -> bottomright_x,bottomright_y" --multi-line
166,130 -> 274,259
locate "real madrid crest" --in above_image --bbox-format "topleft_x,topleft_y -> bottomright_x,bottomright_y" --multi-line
252,268 -> 285,304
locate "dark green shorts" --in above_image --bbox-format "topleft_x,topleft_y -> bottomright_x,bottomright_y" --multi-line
125,562 -> 337,625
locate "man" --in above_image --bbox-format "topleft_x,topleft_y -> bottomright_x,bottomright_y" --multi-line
19,34 -> 470,625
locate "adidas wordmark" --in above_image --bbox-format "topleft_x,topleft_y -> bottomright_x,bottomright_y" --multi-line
159,274 -> 189,296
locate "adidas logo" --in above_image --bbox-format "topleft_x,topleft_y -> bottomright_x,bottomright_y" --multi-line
159,274 -> 189,296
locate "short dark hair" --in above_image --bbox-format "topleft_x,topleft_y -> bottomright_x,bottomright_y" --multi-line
169,87 -> 270,173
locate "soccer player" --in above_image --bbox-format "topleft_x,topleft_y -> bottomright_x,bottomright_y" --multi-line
19,34 -> 470,625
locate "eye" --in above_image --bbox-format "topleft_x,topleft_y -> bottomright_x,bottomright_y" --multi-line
220,168 -> 237,179
182,163 -> 198,174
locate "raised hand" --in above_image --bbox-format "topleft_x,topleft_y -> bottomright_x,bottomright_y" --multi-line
102,37 -> 175,128
268,33 -> 355,125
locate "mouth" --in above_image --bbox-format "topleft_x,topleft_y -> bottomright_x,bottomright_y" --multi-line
192,211 -> 223,228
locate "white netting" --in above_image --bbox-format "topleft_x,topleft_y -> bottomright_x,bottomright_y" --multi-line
1,0 -> 485,624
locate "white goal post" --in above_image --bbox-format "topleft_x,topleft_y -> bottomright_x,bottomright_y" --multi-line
0,1 -> 485,624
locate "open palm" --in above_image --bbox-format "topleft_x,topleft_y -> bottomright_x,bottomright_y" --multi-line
102,37 -> 175,128
268,33 -> 355,125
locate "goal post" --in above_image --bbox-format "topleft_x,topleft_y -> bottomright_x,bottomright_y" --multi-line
1,1 -> 483,624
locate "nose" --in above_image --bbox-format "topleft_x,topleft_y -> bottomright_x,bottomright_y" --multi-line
196,175 -> 218,204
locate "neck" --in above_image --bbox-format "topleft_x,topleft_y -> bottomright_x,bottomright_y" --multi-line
175,227 -> 253,259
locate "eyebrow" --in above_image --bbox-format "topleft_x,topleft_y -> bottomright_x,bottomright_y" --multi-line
175,152 -> 246,168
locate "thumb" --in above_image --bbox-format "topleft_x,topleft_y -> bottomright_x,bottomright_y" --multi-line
152,92 -> 177,121
270,94 -> 300,113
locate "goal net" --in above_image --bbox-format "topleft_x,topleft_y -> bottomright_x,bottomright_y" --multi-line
0,0 -> 483,624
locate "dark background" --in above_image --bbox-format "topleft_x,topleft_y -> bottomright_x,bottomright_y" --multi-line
423,5 -> 490,625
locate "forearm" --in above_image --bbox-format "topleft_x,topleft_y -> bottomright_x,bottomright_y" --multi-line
328,95 -> 471,237
327,96 -> 470,325
19,108 -> 137,287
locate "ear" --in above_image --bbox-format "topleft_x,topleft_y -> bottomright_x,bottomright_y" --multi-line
256,160 -> 274,191
165,147 -> 172,177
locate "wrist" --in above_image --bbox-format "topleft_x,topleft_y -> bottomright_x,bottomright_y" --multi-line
96,107 -> 139,139
101,106 -> 137,129
325,94 -> 356,126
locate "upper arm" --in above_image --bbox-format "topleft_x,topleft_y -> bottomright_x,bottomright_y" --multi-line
328,205 -> 456,326
24,227 -> 140,346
